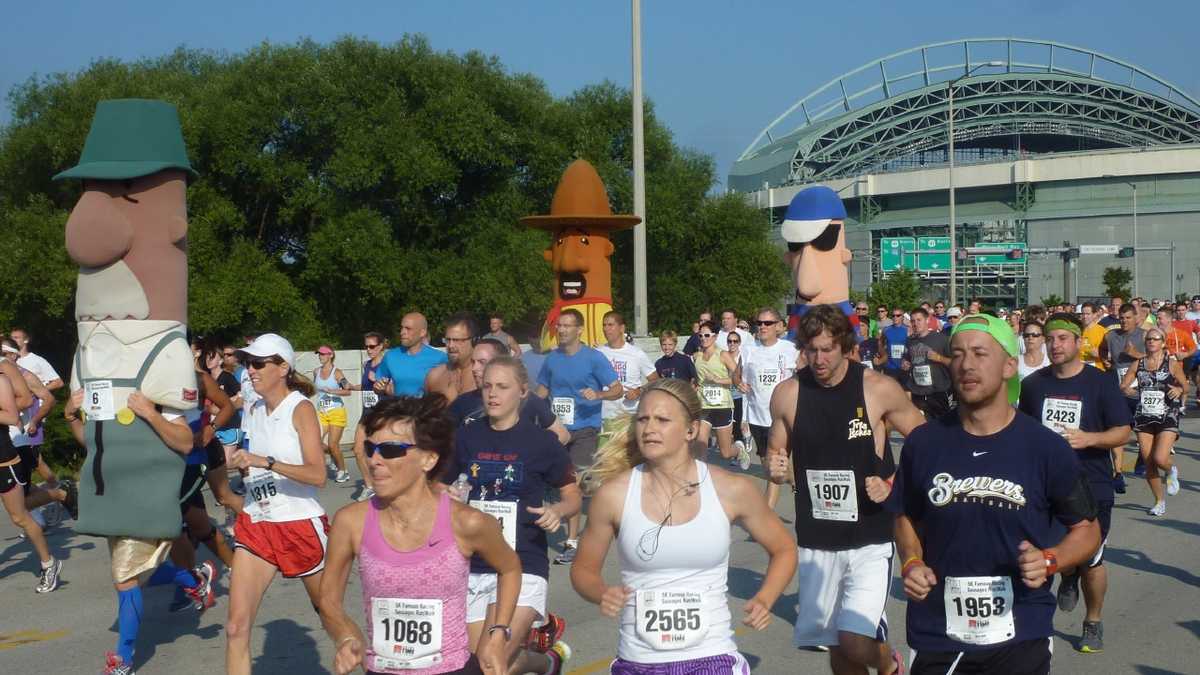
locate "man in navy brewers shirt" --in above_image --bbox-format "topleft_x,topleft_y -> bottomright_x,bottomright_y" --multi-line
888,314 -> 1100,674
1017,312 -> 1131,654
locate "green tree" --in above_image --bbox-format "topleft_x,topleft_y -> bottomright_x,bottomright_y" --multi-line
1039,294 -> 1065,308
1102,266 -> 1133,300
868,269 -> 922,314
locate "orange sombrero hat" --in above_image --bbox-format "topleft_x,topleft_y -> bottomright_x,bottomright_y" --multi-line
521,159 -> 641,230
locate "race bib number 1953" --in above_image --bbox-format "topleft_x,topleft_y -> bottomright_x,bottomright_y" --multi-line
943,576 -> 1015,645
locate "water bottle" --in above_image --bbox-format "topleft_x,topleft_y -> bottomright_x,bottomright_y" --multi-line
450,473 -> 471,503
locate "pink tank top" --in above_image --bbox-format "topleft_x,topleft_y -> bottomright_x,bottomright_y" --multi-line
360,491 -> 470,674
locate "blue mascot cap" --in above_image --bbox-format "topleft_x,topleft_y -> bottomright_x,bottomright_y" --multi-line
781,185 -> 847,244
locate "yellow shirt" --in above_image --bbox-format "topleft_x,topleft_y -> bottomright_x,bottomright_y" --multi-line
1081,322 -> 1109,370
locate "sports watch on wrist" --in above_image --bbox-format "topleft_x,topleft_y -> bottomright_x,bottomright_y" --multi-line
266,455 -> 277,471
1043,548 -> 1059,576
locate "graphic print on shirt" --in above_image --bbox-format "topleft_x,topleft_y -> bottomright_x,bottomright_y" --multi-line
847,406 -> 871,440
927,472 -> 1028,509
467,457 -> 524,548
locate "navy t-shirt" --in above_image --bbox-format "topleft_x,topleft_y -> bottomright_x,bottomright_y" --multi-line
655,352 -> 696,381
444,418 -> 575,579
447,389 -> 557,430
886,412 -> 1087,652
1017,365 -> 1131,500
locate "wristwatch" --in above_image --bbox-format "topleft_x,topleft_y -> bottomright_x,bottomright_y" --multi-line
266,456 -> 277,471
1043,548 -> 1059,576
486,624 -> 512,641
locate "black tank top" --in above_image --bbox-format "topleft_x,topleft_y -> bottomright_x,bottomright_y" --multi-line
789,361 -> 894,550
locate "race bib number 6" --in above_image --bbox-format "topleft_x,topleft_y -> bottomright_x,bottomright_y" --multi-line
943,576 -> 1015,645
371,598 -> 443,671
635,589 -> 707,651
85,380 -> 116,421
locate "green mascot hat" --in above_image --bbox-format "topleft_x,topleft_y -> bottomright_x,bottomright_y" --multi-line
54,98 -> 197,181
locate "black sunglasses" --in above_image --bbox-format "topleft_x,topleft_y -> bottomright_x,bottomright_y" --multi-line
364,343 -> 381,350
365,440 -> 415,459
1022,333 -> 1043,338
247,356 -> 284,369
785,223 -> 841,253
754,320 -> 779,326
699,333 -> 716,338
222,351 -> 236,357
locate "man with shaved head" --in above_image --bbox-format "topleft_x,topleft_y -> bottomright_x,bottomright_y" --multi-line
373,311 -> 448,398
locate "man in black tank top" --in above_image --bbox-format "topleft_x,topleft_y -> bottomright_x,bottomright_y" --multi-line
768,304 -> 925,675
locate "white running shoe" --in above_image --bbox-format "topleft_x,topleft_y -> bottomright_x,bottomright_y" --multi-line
357,487 -> 376,502
335,470 -> 350,484
735,441 -> 751,470
1166,466 -> 1180,496
1148,501 -> 1166,517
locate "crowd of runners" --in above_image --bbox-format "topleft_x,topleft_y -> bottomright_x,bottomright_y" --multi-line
2,292 -> 1199,674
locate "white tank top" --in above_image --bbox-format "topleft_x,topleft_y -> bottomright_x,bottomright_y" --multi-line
244,390 -> 324,522
615,461 -> 737,663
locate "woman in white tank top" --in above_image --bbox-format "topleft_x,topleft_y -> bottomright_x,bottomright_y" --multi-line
571,379 -> 797,674
225,334 -> 329,675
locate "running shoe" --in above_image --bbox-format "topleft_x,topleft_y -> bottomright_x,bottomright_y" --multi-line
1056,571 -> 1080,612
734,441 -> 751,470
546,641 -> 572,675
103,651 -> 135,674
1079,620 -> 1103,653
62,478 -> 80,520
1166,466 -> 1180,496
1112,473 -> 1126,494
335,470 -> 351,484
35,557 -> 62,593
357,486 -> 376,502
745,434 -> 757,457
553,541 -> 578,565
41,502 -> 63,528
326,456 -> 337,472
527,613 -> 567,653
1148,500 -> 1166,517
1133,457 -> 1146,478
185,560 -> 218,611
168,585 -> 192,613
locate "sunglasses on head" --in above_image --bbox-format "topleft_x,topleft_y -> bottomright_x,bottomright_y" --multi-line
785,223 -> 841,253
247,356 -> 284,369
365,440 -> 415,459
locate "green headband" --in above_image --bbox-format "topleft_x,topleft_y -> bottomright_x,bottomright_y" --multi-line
1044,319 -> 1082,337
950,313 -> 1021,404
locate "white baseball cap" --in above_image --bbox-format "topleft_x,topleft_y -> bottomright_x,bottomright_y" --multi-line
238,333 -> 296,367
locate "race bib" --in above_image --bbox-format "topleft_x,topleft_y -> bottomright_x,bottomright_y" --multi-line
700,385 -> 725,406
243,472 -> 278,523
1041,397 -> 1082,432
552,397 -> 575,426
805,469 -> 858,521
635,589 -> 707,651
913,364 -> 933,386
890,344 -> 905,360
362,391 -> 379,408
1140,389 -> 1166,417
371,598 -> 443,670
318,394 -> 339,412
85,380 -> 116,421
469,500 -> 518,548
1117,366 -> 1136,389
943,576 -> 1015,646
862,359 -> 874,370
756,368 -> 781,388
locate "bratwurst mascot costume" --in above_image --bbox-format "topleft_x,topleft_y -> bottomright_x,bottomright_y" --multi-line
522,160 -> 639,348
782,185 -> 860,338
56,98 -> 198,673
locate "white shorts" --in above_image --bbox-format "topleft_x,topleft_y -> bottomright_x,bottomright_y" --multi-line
466,572 -> 548,624
793,542 -> 893,647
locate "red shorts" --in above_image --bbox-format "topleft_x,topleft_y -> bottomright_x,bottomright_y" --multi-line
234,513 -> 330,578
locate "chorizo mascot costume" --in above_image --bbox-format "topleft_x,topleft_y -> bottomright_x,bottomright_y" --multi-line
522,160 -> 639,348
55,98 -> 198,672
782,185 -> 860,339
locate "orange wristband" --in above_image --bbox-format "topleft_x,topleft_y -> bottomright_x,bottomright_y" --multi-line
901,556 -> 924,577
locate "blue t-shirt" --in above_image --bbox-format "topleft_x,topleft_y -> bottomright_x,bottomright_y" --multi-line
886,412 -> 1087,652
444,418 -> 575,579
655,352 -> 696,381
536,346 -> 619,431
521,351 -> 547,385
447,389 -> 557,430
375,344 -> 448,397
882,324 -> 909,371
1017,365 -> 1131,500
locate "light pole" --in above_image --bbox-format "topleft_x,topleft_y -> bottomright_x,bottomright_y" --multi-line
1103,175 -> 1138,296
631,0 -> 649,336
947,60 -> 1004,306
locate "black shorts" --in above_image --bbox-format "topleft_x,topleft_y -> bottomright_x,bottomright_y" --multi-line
179,463 -> 208,513
732,396 -> 744,426
701,407 -> 733,429
910,637 -> 1051,675
16,445 -> 39,494
204,438 -> 227,470
566,427 -> 599,469
369,653 -> 483,675
912,391 -> 955,419
1088,498 -> 1113,568
750,423 -> 771,458
0,461 -> 26,495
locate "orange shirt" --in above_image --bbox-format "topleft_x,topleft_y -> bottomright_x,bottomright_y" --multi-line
1165,326 -> 1196,358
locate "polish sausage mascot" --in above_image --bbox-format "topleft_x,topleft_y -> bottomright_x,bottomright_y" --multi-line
783,185 -> 860,338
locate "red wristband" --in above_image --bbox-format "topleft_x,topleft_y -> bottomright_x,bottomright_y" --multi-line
1043,548 -> 1059,576
901,557 -> 925,578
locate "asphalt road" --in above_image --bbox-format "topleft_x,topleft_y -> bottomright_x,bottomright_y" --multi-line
3,421 -> 1199,674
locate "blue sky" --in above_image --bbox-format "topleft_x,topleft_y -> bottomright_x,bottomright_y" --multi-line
3,1 -> 1198,187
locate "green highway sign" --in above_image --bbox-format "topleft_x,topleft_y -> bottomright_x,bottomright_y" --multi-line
916,236 -> 951,271
880,237 -> 915,271
974,241 -> 1027,264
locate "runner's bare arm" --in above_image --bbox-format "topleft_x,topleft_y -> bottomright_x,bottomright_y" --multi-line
1168,360 -> 1187,398
722,474 -> 798,629
21,368 -> 54,429
329,369 -> 353,396
457,503 -> 520,666
766,379 -> 796,485
869,371 -> 925,439
63,389 -> 85,445
201,371 -> 234,445
1017,518 -> 1100,589
319,504 -> 367,674
570,475 -> 629,614
547,418 -> 570,445
895,513 -> 937,601
423,364 -> 450,397
587,380 -> 624,401
0,376 -> 18,427
1118,359 -> 1139,394
126,391 -> 193,453
0,361 -> 33,410
235,400 -> 327,485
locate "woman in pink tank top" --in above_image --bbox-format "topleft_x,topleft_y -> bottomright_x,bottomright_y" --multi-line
319,394 -> 522,675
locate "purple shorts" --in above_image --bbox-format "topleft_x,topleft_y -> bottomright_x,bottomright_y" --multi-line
610,652 -> 750,675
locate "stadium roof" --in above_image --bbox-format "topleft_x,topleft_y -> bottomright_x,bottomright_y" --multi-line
729,38 -> 1200,192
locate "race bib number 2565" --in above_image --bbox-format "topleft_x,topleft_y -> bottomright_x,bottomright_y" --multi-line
635,589 -> 707,651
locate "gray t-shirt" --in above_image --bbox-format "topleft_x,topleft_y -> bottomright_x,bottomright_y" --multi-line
1104,327 -> 1146,398
904,330 -> 952,395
